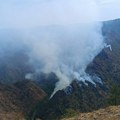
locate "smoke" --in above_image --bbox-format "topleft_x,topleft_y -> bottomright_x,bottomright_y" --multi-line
23,23 -> 104,98
0,0 -> 105,97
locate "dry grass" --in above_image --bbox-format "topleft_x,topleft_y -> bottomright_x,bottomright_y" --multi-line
62,106 -> 120,120
0,112 -> 25,120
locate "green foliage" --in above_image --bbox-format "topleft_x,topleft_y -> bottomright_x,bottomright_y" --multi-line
108,84 -> 120,105
61,108 -> 78,119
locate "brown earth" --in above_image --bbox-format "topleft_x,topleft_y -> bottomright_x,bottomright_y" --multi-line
62,106 -> 120,120
0,112 -> 25,120
0,80 -> 46,120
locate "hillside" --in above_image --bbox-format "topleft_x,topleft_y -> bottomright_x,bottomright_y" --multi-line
0,51 -> 34,84
87,19 -> 120,87
61,105 -> 120,120
34,80 -> 106,120
0,19 -> 120,120
0,80 -> 46,120
34,19 -> 120,120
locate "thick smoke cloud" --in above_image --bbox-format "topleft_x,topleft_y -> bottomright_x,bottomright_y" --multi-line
24,23 -> 104,97
0,0 -> 105,97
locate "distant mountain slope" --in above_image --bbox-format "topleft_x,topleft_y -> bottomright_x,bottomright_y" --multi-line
0,80 -> 46,120
87,19 -> 120,86
0,51 -> 34,84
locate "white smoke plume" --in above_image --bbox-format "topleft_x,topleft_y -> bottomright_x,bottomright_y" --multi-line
24,23 -> 104,98
0,0 -> 105,97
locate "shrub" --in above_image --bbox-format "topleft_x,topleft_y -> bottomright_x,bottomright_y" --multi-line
108,84 -> 120,105
61,108 -> 78,118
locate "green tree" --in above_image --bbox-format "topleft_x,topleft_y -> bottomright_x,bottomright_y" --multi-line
61,108 -> 78,118
108,84 -> 120,105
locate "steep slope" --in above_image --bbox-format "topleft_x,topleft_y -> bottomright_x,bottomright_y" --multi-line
0,80 -> 46,120
34,19 -> 120,120
34,81 -> 106,120
87,19 -> 120,87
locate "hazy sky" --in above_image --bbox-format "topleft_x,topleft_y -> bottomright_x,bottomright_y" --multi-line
0,0 -> 120,28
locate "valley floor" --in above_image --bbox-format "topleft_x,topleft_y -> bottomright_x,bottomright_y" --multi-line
61,106 -> 120,120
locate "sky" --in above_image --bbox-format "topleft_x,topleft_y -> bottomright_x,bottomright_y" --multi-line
0,0 -> 120,28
